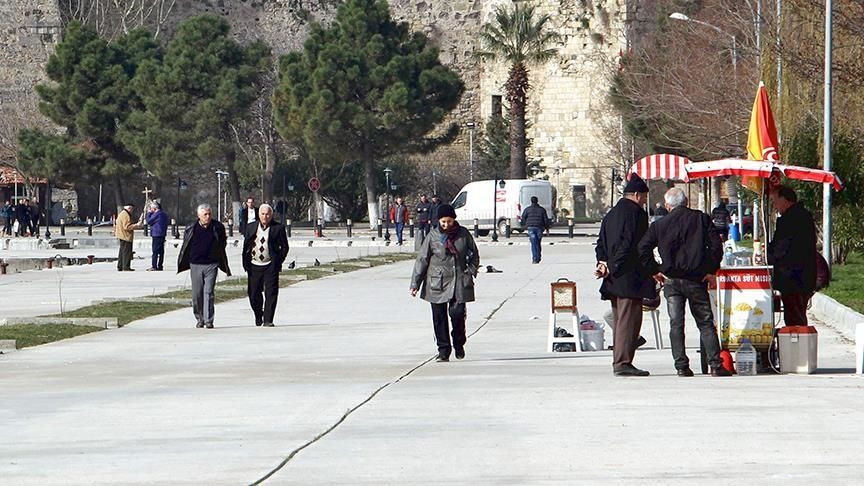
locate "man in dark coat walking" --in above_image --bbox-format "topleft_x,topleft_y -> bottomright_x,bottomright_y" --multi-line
239,196 -> 259,234
15,198 -> 30,236
520,196 -> 550,264
429,194 -> 442,230
639,188 -> 730,377
595,174 -> 654,377
768,186 -> 817,326
243,204 -> 289,327
178,203 -> 231,329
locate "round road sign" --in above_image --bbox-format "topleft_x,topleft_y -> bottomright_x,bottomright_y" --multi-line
308,177 -> 321,192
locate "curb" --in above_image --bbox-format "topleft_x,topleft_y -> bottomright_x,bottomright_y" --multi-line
0,317 -> 119,329
810,292 -> 864,341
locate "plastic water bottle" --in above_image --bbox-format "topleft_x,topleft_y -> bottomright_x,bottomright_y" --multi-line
724,245 -> 734,267
736,339 -> 757,376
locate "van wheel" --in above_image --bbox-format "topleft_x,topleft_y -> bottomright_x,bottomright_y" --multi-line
497,219 -> 509,236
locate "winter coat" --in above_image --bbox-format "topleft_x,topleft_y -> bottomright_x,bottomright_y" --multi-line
416,201 -> 432,224
429,202 -> 442,228
239,205 -> 259,230
711,205 -> 731,229
411,225 -> 480,304
115,209 -> 140,242
638,206 -> 723,282
389,204 -> 410,223
177,220 -> 231,276
595,198 -> 655,300
15,203 -> 29,222
146,210 -> 170,238
768,203 -> 817,294
520,203 -> 550,229
242,221 -> 289,272
2,204 -> 13,220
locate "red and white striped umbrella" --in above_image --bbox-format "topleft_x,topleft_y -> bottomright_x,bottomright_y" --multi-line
628,154 -> 691,181
685,159 -> 844,191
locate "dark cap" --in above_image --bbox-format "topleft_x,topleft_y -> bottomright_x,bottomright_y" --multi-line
436,204 -> 456,220
623,174 -> 649,193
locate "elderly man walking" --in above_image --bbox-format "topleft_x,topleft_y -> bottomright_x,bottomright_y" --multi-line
768,185 -> 817,326
178,204 -> 231,329
115,204 -> 143,271
146,202 -> 170,271
594,174 -> 655,377
243,204 -> 289,327
638,188 -> 731,377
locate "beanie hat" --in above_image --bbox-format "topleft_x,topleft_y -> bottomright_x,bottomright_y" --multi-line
436,204 -> 456,220
623,173 -> 649,193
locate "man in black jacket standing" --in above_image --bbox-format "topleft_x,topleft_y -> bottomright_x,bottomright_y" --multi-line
595,174 -> 654,377
177,204 -> 231,329
243,204 -> 289,327
429,194 -> 442,230
638,188 -> 730,377
520,196 -> 550,263
239,196 -> 259,234
768,186 -> 817,326
415,194 -> 432,236
711,199 -> 731,241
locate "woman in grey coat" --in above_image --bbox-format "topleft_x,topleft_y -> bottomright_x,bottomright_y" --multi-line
410,204 -> 480,362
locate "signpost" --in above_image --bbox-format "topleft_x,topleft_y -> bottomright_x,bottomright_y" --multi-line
308,177 -> 321,193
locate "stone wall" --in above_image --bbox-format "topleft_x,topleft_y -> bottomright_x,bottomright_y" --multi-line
0,1 -> 61,108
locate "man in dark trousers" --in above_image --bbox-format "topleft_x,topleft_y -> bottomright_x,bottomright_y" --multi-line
638,188 -> 731,377
768,185 -> 817,326
389,196 -> 410,245
429,194 -> 442,230
415,194 -> 432,236
711,199 -> 731,241
520,196 -> 550,264
146,202 -> 170,271
239,196 -> 259,234
594,174 -> 655,377
15,198 -> 30,236
178,203 -> 231,329
243,204 -> 289,327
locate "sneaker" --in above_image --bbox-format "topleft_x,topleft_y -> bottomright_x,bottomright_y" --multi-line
677,368 -> 695,377
205,323 -> 214,329
146,268 -> 156,272
455,346 -> 465,360
436,355 -> 449,362
196,322 -> 204,328
262,322 -> 275,327
711,367 -> 733,377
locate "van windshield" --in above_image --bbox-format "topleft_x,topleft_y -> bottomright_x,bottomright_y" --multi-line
452,192 -> 467,209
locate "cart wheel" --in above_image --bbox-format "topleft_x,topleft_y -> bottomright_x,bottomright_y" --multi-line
767,329 -> 781,373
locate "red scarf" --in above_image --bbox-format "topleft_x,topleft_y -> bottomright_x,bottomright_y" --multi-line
441,222 -> 461,256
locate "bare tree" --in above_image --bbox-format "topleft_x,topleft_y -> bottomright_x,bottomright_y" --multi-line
59,0 -> 177,38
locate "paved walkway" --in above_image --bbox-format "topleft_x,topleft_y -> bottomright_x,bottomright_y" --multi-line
1,242 -> 861,484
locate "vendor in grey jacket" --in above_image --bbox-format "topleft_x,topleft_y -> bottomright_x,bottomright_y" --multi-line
410,204 -> 480,362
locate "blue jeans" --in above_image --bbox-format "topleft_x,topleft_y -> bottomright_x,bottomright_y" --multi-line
395,222 -> 405,244
151,236 -> 165,270
527,227 -> 542,262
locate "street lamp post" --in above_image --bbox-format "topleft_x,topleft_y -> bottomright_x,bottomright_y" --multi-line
215,169 -> 228,223
384,167 -> 392,242
823,0 -> 833,266
432,170 -> 438,195
492,178 -> 505,242
468,122 -> 476,181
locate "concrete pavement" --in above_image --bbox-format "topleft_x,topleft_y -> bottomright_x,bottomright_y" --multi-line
1,241 -> 862,484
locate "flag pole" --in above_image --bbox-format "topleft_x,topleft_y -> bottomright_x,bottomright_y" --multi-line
822,0 -> 833,267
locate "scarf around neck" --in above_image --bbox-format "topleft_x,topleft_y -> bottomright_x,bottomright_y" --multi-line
440,222 -> 461,256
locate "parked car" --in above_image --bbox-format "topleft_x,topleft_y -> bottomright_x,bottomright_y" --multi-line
451,179 -> 556,235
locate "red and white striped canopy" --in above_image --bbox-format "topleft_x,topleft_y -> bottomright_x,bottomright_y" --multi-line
628,154 -> 691,182
685,159 -> 844,191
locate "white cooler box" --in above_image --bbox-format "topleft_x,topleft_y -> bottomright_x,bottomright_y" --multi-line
778,326 -> 818,374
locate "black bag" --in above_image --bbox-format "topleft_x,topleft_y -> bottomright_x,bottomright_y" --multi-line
815,251 -> 831,291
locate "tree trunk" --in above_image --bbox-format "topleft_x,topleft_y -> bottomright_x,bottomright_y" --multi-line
112,177 -> 125,216
226,148 -> 242,222
43,180 -> 54,225
262,134 -> 277,204
506,63 -> 529,179
363,153 -> 378,229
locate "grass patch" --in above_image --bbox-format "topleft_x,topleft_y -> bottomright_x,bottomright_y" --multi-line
823,252 -> 864,314
0,324 -> 103,349
52,302 -> 187,326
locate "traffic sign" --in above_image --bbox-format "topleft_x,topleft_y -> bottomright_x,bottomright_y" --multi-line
308,177 -> 321,192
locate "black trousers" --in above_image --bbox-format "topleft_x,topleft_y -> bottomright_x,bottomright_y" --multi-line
664,278 -> 722,370
151,236 -> 165,270
117,240 -> 133,270
431,300 -> 466,357
247,262 -> 279,324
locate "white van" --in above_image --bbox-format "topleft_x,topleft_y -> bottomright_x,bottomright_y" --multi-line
450,179 -> 556,235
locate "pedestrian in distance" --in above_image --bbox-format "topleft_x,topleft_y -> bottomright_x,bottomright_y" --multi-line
146,202 -> 170,271
429,194 -> 442,230
653,202 -> 668,222
29,199 -> 40,237
239,196 -> 259,234
15,198 -> 30,237
594,174 -> 655,377
390,196 -> 410,245
768,185 -> 817,327
410,204 -> 480,362
115,204 -> 144,271
243,204 -> 289,327
416,194 -> 432,236
638,188 -> 731,377
178,204 -> 231,329
520,196 -> 550,264
711,199 -> 732,241
2,200 -> 13,236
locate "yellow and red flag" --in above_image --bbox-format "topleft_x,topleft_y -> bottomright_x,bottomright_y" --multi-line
744,82 -> 780,192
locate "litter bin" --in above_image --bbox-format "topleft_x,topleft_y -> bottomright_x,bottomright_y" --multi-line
729,224 -> 741,242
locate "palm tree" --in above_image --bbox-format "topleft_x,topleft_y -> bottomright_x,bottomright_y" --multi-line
478,3 -> 560,179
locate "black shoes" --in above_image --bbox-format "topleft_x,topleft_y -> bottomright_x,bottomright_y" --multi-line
205,323 -> 214,329
711,367 -> 733,377
613,365 -> 650,377
196,322 -> 204,328
677,368 -> 695,377
436,355 -> 449,362
455,346 -> 465,360
636,336 -> 647,348
262,322 -> 275,327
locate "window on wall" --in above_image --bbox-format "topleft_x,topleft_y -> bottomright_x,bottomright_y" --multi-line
491,95 -> 502,118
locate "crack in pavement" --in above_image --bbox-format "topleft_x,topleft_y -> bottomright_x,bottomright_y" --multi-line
248,267 -> 548,485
